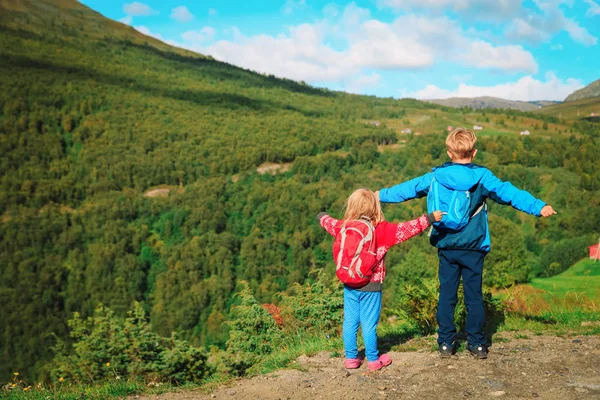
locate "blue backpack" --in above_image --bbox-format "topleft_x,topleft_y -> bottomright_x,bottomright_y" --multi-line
427,176 -> 476,231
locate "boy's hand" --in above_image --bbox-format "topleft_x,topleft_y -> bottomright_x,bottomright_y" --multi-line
540,205 -> 557,217
432,211 -> 443,222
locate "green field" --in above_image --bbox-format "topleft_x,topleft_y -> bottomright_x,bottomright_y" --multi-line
531,258 -> 600,296
536,97 -> 600,120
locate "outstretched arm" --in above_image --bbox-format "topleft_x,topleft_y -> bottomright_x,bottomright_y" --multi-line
380,211 -> 441,246
317,213 -> 343,237
480,170 -> 555,217
378,172 -> 433,203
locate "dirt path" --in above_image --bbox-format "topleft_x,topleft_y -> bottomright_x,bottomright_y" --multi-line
139,333 -> 600,400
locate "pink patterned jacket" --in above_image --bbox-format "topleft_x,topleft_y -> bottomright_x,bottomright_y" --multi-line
319,214 -> 431,285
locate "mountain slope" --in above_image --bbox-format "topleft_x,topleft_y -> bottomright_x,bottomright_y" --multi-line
0,0 -> 416,381
564,79 -> 600,102
1,0 -> 599,384
425,96 -> 556,111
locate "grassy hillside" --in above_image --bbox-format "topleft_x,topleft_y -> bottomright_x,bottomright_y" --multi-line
536,97 -> 600,121
1,0 -> 600,385
564,78 -> 600,102
531,258 -> 600,295
426,96 -> 543,111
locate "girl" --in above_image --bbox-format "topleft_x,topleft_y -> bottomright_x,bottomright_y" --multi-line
318,188 -> 441,371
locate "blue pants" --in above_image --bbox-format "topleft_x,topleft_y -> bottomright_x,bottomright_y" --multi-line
437,249 -> 486,346
343,287 -> 382,362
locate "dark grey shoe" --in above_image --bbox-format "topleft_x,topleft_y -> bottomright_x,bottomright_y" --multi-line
467,343 -> 488,359
439,342 -> 455,358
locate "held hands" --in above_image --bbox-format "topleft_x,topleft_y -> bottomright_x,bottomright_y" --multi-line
540,205 -> 557,218
432,210 -> 443,222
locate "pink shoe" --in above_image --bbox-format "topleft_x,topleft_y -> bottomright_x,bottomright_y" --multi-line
368,354 -> 392,371
344,357 -> 364,369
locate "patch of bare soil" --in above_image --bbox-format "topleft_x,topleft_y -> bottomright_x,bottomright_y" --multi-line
256,163 -> 291,175
137,333 -> 599,400
144,188 -> 171,198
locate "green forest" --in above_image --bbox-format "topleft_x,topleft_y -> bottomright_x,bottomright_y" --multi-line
1,0 -> 599,384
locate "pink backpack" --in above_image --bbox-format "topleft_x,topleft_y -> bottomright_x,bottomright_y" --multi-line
333,218 -> 378,288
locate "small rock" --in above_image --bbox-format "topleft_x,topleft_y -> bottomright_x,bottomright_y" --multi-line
532,393 -> 539,398
521,372 -> 526,376
343,371 -> 351,378
448,365 -> 457,369
378,386 -> 386,391
227,390 -> 236,396
490,391 -> 506,396
378,391 -> 385,396
211,395 -> 216,399
575,387 -> 588,393
572,339 -> 582,344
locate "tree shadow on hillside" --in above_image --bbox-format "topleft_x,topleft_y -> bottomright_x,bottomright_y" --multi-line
123,41 -> 336,98
4,54 -> 312,115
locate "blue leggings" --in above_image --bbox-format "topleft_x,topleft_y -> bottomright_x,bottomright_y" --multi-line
343,287 -> 382,362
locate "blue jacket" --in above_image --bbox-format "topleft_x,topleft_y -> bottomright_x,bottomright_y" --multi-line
379,163 -> 546,253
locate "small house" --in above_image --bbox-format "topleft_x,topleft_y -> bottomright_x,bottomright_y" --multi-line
401,128 -> 412,134
473,125 -> 483,131
520,130 -> 530,136
590,243 -> 600,261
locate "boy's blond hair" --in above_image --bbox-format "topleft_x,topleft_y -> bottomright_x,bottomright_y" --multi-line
343,188 -> 385,226
446,128 -> 477,159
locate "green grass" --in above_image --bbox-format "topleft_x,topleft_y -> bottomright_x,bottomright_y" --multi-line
498,259 -> 600,335
531,258 -> 600,297
249,334 -> 344,375
0,381 -> 142,400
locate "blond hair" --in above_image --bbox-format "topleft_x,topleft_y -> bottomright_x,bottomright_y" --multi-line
343,188 -> 385,226
446,128 -> 477,159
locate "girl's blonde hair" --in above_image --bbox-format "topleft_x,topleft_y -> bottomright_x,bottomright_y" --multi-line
343,188 -> 385,225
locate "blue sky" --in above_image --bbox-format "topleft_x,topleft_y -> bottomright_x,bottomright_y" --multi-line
81,0 -> 600,101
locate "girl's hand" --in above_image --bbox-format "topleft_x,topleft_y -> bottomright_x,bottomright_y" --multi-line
433,211 -> 443,222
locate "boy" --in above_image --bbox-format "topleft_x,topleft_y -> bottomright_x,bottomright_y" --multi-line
377,128 -> 556,359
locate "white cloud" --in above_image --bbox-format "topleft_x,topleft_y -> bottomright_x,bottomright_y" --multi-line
123,2 -> 157,17
282,0 -> 307,15
345,73 -> 381,94
119,16 -> 133,25
550,43 -> 563,50
171,6 -> 194,23
462,41 -> 538,73
508,0 -> 598,45
506,17 -> 552,43
378,0 -> 522,20
323,3 -> 339,18
208,8 -> 218,16
182,27 -> 216,43
181,5 -> 537,84
404,72 -> 583,101
134,25 -> 170,43
584,0 -> 600,16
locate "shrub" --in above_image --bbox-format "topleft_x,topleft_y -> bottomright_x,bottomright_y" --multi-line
535,237 -> 590,278
223,282 -> 284,376
276,270 -> 344,336
393,279 -> 505,337
50,303 -> 210,384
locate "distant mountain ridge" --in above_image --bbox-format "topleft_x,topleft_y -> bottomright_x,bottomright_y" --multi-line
426,96 -> 560,111
565,79 -> 600,102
